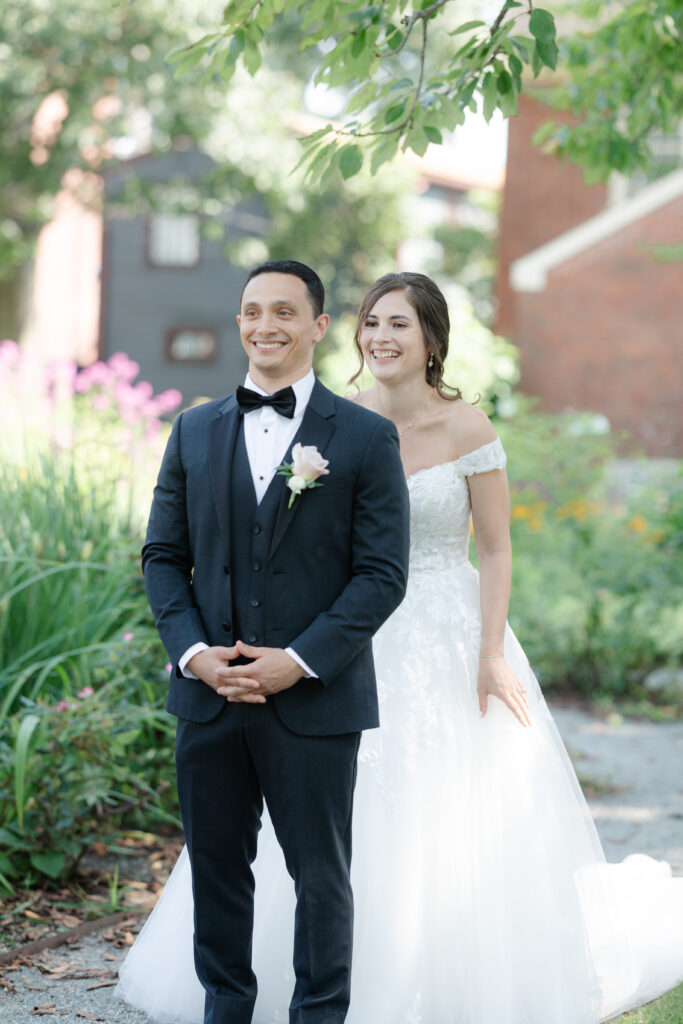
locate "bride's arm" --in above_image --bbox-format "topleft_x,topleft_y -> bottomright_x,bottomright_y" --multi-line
469,467 -> 531,727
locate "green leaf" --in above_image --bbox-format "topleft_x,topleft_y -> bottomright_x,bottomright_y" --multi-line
385,102 -> 406,124
385,27 -> 403,51
15,714 -> 40,830
482,72 -> 498,122
339,145 -> 363,180
243,41 -> 262,75
534,37 -> 558,71
424,125 -> 443,144
389,77 -> 414,91
173,47 -> 208,79
346,81 -> 379,115
406,129 -> 430,158
370,135 -> 400,174
450,20 -> 486,36
30,850 -> 66,880
529,9 -> 556,45
351,29 -> 367,59
497,69 -> 512,94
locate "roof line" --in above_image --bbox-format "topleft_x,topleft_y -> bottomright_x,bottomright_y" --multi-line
509,167 -> 683,293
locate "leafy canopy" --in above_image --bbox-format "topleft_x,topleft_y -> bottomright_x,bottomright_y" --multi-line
173,0 -> 683,184
171,0 -> 559,185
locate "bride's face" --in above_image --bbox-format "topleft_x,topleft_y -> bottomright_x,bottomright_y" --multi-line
359,290 -> 428,385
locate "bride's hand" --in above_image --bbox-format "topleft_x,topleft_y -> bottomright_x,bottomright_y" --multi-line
477,658 -> 531,727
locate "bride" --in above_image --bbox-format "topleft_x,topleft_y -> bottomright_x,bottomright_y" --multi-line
117,272 -> 683,1024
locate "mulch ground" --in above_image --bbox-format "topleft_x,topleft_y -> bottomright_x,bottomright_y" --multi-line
0,830 -> 184,981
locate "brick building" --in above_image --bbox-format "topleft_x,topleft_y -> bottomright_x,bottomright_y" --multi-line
498,96 -> 683,457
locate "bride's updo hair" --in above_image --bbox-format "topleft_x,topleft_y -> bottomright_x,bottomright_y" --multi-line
350,272 -> 461,401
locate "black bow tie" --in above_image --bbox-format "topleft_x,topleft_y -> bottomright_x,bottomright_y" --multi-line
235,385 -> 296,419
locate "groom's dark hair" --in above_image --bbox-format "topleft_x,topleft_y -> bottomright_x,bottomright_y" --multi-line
242,260 -> 325,317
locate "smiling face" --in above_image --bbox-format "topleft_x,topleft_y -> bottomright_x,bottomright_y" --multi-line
359,289 -> 429,385
237,272 -> 330,390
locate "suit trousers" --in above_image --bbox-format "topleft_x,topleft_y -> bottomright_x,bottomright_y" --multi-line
175,699 -> 361,1024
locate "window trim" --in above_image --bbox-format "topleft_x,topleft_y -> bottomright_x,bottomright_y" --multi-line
164,326 -> 219,365
145,213 -> 201,270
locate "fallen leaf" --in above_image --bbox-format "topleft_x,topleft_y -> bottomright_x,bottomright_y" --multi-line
32,1004 -> 67,1016
75,1012 -> 105,1021
49,909 -> 82,928
91,842 -> 109,856
25,910 -> 45,920
85,980 -> 117,991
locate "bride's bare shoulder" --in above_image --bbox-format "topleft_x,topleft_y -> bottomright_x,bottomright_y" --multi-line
345,388 -> 375,409
445,398 -> 497,457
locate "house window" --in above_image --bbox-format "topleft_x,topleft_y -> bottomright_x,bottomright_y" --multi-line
166,327 -> 217,363
148,213 -> 200,267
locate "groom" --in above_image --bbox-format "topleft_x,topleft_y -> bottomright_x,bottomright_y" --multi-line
142,260 -> 409,1024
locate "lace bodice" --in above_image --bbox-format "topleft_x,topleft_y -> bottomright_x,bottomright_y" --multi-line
406,438 -> 506,573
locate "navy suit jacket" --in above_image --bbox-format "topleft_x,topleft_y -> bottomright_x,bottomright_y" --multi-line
142,379 -> 410,735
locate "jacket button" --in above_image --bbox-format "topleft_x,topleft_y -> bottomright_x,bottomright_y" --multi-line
252,561 -> 261,572
223,565 -> 230,575
221,620 -> 231,632
250,598 -> 261,608
248,634 -> 257,643
252,524 -> 261,535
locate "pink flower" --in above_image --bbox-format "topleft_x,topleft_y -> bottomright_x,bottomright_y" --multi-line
77,686 -> 94,698
291,443 -> 329,482
155,388 -> 183,414
91,393 -> 111,411
108,352 -> 140,382
123,631 -> 134,641
85,361 -> 112,386
0,340 -> 20,369
165,662 -> 172,673
133,380 -> 154,403
55,699 -> 70,712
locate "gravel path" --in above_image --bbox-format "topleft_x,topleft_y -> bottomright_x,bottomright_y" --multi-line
3,704 -> 683,1023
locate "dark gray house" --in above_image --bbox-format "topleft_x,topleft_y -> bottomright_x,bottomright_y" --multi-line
99,148 -> 268,400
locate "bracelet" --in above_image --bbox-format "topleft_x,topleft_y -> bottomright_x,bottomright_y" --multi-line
479,654 -> 504,660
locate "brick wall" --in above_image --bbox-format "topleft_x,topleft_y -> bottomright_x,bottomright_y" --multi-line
496,94 -> 607,335
515,197 -> 683,456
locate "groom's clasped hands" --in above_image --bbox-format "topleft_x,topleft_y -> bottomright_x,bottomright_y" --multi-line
188,640 -> 304,702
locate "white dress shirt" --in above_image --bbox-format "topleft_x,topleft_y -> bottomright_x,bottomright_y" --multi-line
179,370 -> 317,680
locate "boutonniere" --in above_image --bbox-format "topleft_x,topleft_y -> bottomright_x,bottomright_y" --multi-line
277,442 -> 330,508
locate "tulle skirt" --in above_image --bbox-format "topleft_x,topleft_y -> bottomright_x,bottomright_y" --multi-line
116,563 -> 683,1023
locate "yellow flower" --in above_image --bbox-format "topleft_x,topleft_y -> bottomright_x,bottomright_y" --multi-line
628,515 -> 648,534
556,498 -> 590,521
649,528 -> 666,543
511,505 -> 531,521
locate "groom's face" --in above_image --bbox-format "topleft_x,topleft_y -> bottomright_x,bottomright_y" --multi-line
237,272 -> 329,388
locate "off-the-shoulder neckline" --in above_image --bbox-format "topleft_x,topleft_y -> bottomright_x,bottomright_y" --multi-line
405,437 -> 503,483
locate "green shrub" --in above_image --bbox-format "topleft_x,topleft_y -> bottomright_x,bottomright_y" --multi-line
0,638 -> 178,889
499,407 -> 683,696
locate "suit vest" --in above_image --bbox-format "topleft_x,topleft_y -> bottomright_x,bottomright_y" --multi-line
229,420 -> 283,646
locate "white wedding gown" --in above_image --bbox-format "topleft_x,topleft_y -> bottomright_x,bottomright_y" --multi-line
116,439 -> 683,1024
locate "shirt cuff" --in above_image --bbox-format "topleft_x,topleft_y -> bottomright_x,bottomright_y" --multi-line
179,642 -> 210,678
285,647 -> 318,679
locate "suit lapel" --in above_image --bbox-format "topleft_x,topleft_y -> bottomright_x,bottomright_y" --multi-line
209,395 -> 241,548
268,380 -> 337,561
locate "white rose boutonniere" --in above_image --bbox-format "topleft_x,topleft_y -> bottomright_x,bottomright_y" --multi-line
277,443 -> 329,508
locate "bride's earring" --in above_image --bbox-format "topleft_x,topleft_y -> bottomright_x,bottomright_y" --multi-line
428,354 -> 434,368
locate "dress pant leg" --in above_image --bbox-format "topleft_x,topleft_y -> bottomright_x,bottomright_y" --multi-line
176,706 -> 263,1024
246,704 -> 361,1024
